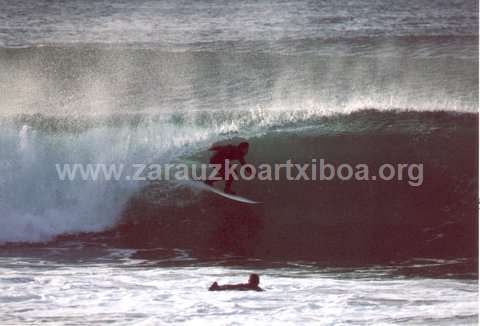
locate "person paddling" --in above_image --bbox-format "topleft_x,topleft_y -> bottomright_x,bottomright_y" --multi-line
208,274 -> 264,291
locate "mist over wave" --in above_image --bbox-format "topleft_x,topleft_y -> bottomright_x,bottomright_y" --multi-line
0,43 -> 477,117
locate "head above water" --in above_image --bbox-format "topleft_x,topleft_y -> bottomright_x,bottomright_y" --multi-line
238,141 -> 249,155
248,273 -> 260,286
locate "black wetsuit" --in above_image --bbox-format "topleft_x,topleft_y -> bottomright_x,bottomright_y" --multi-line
206,144 -> 247,193
209,144 -> 247,167
208,282 -> 264,291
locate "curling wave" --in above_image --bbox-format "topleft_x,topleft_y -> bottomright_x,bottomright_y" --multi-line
108,109 -> 478,263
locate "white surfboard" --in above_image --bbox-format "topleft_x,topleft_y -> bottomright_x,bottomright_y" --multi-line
189,180 -> 261,204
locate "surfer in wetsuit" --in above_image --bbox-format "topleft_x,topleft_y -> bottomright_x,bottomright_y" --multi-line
208,273 -> 264,291
206,141 -> 251,194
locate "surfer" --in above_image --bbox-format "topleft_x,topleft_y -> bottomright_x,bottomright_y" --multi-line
208,273 -> 264,291
206,141 -> 251,194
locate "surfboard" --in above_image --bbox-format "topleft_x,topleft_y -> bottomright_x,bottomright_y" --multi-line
189,180 -> 261,204
173,157 -> 261,204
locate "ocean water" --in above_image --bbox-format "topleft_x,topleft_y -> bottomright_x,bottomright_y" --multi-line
0,0 -> 478,324
0,253 -> 477,325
